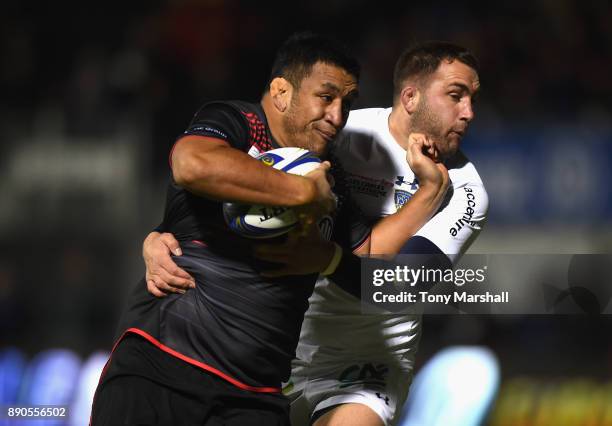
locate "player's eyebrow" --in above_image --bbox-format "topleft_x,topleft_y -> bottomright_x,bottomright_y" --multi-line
449,82 -> 480,98
448,82 -> 471,93
320,82 -> 341,93
319,82 -> 359,100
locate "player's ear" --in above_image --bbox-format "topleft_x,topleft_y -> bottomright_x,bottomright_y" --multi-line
400,85 -> 420,114
269,77 -> 293,113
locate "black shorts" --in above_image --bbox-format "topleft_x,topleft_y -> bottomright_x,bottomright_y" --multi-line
91,335 -> 290,426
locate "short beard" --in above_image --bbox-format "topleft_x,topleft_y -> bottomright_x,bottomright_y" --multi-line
282,94 -> 328,155
410,96 -> 449,160
282,97 -> 300,138
282,95 -> 308,150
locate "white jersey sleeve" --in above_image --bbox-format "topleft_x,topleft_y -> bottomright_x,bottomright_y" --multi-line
415,159 -> 488,264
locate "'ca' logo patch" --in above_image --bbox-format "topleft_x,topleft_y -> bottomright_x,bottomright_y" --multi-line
394,189 -> 413,210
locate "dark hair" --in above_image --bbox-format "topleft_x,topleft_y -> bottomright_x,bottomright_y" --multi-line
268,32 -> 360,90
393,41 -> 479,100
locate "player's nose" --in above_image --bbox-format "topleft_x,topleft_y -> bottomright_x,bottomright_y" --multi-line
460,99 -> 475,122
325,100 -> 344,129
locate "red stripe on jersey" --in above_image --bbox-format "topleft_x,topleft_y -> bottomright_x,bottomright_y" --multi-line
118,328 -> 282,393
353,233 -> 372,253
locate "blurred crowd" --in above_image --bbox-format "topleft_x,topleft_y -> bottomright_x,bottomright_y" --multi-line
2,1 -> 611,158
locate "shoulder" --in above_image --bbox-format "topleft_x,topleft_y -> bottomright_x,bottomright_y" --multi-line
185,100 -> 265,150
194,100 -> 258,120
189,101 -> 248,129
448,152 -> 486,190
344,107 -> 388,132
334,108 -> 389,155
446,151 -> 489,214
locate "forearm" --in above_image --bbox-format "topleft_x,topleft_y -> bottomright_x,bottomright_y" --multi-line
368,183 -> 446,255
172,136 -> 316,206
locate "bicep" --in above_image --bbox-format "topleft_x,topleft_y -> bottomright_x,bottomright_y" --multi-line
171,135 -> 230,168
171,136 -> 231,184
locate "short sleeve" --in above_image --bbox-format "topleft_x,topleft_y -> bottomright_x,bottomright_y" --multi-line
183,102 -> 250,151
415,181 -> 489,264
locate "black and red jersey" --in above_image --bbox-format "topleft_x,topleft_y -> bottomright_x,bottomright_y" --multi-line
112,101 -> 370,393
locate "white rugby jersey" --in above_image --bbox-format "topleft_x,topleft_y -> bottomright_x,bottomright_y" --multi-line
336,107 -> 488,262
295,107 -> 488,364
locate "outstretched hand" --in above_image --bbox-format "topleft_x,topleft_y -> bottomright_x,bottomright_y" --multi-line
143,232 -> 195,298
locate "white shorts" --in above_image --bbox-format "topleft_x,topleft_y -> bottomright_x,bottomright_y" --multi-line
285,357 -> 414,426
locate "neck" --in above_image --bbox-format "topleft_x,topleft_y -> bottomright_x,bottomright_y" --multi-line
388,106 -> 412,151
261,94 -> 290,148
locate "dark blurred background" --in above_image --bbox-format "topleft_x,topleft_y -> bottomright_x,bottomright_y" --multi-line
1,0 -> 611,423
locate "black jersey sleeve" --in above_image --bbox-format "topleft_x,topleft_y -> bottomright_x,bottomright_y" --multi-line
327,195 -> 372,297
183,102 -> 250,151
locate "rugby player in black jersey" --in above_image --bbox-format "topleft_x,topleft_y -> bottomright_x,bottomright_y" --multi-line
91,33 -> 448,426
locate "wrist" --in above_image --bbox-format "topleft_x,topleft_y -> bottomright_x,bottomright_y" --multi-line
417,180 -> 443,196
293,176 -> 317,206
143,232 -> 161,256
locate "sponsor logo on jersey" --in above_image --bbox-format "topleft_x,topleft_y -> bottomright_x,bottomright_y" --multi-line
394,176 -> 419,210
376,392 -> 390,405
189,126 -> 228,139
338,363 -> 388,389
395,175 -> 419,191
345,172 -> 393,198
449,186 -> 479,236
394,189 -> 413,210
248,145 -> 262,158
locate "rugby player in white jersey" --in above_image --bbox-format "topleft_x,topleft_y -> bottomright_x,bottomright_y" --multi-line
143,41 -> 487,426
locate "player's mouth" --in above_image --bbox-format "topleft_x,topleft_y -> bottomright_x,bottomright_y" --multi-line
449,129 -> 465,139
315,128 -> 336,142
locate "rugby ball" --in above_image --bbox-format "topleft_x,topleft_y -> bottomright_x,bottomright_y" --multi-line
223,147 -> 322,238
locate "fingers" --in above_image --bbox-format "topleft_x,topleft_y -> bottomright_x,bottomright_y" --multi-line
154,264 -> 195,289
144,233 -> 195,284
318,161 -> 331,171
407,134 -> 425,161
147,280 -> 168,298
147,276 -> 187,297
160,232 -> 182,256
143,232 -> 197,298
408,133 -> 439,161
326,172 -> 335,188
160,257 -> 195,282
146,274 -> 192,297
305,161 -> 331,177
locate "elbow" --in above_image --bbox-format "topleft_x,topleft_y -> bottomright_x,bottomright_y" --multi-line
172,154 -> 208,188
